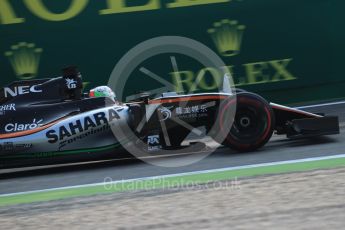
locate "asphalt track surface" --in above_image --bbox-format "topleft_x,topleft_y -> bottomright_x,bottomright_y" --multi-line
0,102 -> 344,195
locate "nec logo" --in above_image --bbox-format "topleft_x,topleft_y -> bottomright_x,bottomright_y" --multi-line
3,85 -> 42,98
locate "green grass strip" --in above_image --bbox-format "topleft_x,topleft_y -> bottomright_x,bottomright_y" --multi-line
1,156 -> 345,207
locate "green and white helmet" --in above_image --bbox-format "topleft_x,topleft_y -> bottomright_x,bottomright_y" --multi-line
89,86 -> 116,101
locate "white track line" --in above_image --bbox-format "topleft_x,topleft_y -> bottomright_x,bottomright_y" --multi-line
1,100 -> 344,197
295,100 -> 345,109
1,153 -> 345,198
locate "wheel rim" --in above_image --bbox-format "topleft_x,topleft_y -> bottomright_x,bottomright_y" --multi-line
230,105 -> 269,143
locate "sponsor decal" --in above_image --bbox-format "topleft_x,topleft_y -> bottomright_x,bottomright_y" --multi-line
0,103 -> 16,115
175,105 -> 207,115
0,142 -> 14,152
171,19 -> 297,91
46,108 -> 121,144
175,104 -> 208,119
158,106 -> 173,121
0,0 -> 231,25
4,85 -> 42,98
147,135 -> 161,151
157,105 -> 208,121
58,125 -> 110,150
0,142 -> 32,153
5,119 -> 43,132
66,78 -> 77,89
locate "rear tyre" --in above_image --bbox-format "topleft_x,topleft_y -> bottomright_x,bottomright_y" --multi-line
216,92 -> 275,152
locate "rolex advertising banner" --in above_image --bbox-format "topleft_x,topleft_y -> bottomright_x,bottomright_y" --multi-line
0,0 -> 344,104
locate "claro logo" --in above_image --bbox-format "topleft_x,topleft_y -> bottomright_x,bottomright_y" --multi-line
5,119 -> 43,132
4,85 -> 42,98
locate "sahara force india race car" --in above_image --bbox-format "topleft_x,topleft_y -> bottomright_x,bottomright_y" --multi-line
0,67 -> 340,168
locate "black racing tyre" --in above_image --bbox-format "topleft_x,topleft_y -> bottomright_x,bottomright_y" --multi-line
216,92 -> 275,152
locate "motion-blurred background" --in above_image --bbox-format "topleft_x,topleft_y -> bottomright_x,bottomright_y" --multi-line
1,0 -> 344,104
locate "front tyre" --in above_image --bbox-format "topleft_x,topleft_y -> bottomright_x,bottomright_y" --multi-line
217,93 -> 275,152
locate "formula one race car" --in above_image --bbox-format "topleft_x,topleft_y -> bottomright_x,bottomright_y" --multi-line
0,67 -> 340,168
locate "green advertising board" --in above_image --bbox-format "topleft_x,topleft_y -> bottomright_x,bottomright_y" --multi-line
1,0 -> 344,104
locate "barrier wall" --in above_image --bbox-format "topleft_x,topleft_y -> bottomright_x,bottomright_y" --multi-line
0,0 -> 344,104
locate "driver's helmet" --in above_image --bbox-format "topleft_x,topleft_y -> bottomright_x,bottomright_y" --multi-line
89,86 -> 116,101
